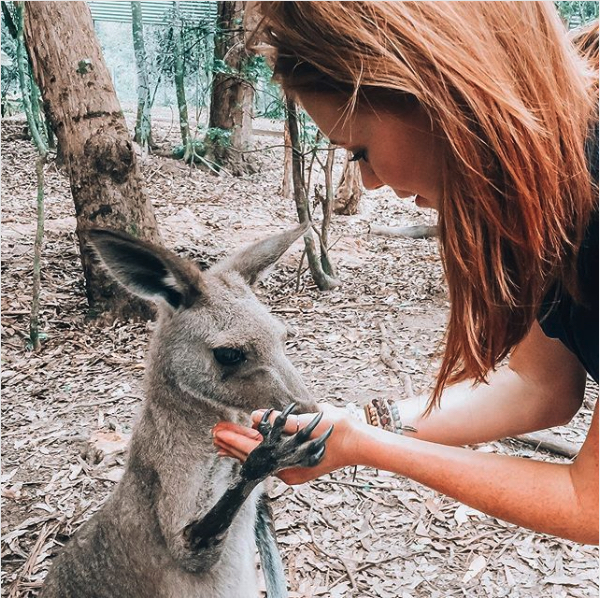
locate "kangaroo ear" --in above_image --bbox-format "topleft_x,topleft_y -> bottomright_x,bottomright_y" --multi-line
87,229 -> 204,310
212,222 -> 309,285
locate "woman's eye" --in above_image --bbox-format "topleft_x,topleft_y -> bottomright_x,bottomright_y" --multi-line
213,347 -> 246,366
349,149 -> 368,163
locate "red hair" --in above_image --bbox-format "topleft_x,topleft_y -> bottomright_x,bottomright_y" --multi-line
248,2 -> 598,407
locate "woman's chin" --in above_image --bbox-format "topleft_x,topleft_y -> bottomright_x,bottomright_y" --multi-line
415,195 -> 438,210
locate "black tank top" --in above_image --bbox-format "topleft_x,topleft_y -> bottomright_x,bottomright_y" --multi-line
537,124 -> 599,382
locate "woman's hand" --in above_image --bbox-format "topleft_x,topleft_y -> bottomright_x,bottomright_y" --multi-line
212,404 -> 361,485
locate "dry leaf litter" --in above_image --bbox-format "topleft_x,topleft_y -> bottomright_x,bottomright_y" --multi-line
1,114 -> 598,598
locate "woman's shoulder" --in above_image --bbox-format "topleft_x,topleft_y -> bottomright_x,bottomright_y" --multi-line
538,209 -> 598,382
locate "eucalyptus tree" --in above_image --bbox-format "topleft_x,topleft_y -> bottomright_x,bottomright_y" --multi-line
24,1 -> 161,321
131,1 -> 153,151
286,98 -> 340,291
205,1 -> 256,175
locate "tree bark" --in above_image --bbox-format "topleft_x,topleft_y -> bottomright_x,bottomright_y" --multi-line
206,0 -> 255,175
24,1 -> 160,321
172,5 -> 192,160
334,151 -> 363,215
320,143 -> 336,277
131,1 -> 153,151
16,2 -> 46,155
281,119 -> 292,199
286,98 -> 340,291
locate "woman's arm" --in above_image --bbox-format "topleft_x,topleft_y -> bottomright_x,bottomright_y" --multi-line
354,402 -> 598,544
213,322 -> 596,543
399,322 -> 587,445
214,403 -> 598,544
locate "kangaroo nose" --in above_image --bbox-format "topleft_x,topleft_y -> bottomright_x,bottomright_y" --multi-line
288,388 -> 317,414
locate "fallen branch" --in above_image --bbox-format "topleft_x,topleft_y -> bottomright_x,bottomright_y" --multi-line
509,432 -> 579,459
369,224 -> 438,239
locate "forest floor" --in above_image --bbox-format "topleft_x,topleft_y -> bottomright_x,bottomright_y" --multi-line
1,114 -> 598,598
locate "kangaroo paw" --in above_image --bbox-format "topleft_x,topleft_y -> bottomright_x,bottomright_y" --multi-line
241,404 -> 333,481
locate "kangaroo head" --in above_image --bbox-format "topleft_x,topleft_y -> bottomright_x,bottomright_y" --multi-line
87,225 -> 316,415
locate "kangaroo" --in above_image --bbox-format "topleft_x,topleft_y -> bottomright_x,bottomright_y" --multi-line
40,224 -> 331,598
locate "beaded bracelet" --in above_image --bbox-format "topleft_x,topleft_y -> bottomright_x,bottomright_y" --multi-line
363,398 -> 417,435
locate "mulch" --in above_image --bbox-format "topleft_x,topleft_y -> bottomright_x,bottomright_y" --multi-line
1,117 -> 598,598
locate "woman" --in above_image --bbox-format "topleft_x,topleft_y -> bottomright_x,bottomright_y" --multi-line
213,2 -> 598,544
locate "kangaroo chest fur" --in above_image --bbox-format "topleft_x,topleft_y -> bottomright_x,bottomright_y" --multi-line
42,412 -> 264,598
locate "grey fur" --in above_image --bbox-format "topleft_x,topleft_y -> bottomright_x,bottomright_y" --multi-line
40,225 -> 319,598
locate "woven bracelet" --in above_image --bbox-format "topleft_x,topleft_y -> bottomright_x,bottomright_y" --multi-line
363,398 -> 417,435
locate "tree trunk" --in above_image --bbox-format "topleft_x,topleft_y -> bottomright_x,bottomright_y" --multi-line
24,1 -> 161,321
172,8 -> 192,160
16,3 -> 46,155
320,143 -> 336,277
286,98 -> 340,291
206,0 -> 255,175
131,1 -> 153,151
334,151 -> 363,215
282,119 -> 292,199
16,1 -> 48,351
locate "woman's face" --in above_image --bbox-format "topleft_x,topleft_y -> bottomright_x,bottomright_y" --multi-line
297,92 -> 444,210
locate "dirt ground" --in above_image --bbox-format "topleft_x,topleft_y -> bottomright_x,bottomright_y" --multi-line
1,114 -> 598,598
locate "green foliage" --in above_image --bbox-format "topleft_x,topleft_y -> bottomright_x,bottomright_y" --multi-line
250,57 -> 287,120
1,3 -> 19,114
258,95 -> 286,120
555,1 -> 599,27
94,14 -> 215,109
205,126 -> 231,147
76,59 -> 93,75
241,55 -> 270,85
153,19 -> 215,80
212,57 -> 235,76
172,139 -> 206,162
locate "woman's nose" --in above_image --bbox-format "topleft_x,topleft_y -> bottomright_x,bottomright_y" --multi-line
359,163 -> 384,190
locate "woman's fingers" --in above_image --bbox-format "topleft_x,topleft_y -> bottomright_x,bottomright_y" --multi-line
250,408 -> 323,436
215,440 -> 250,462
213,421 -> 263,440
213,425 -> 262,461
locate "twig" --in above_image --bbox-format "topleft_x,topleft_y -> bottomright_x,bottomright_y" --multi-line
295,248 -> 307,293
328,549 -> 410,589
24,521 -> 61,575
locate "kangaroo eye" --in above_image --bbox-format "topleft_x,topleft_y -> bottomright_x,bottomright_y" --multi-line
213,347 -> 246,366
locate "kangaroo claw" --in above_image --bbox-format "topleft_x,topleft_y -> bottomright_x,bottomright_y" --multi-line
257,408 -> 274,437
241,403 -> 332,481
295,411 -> 323,442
